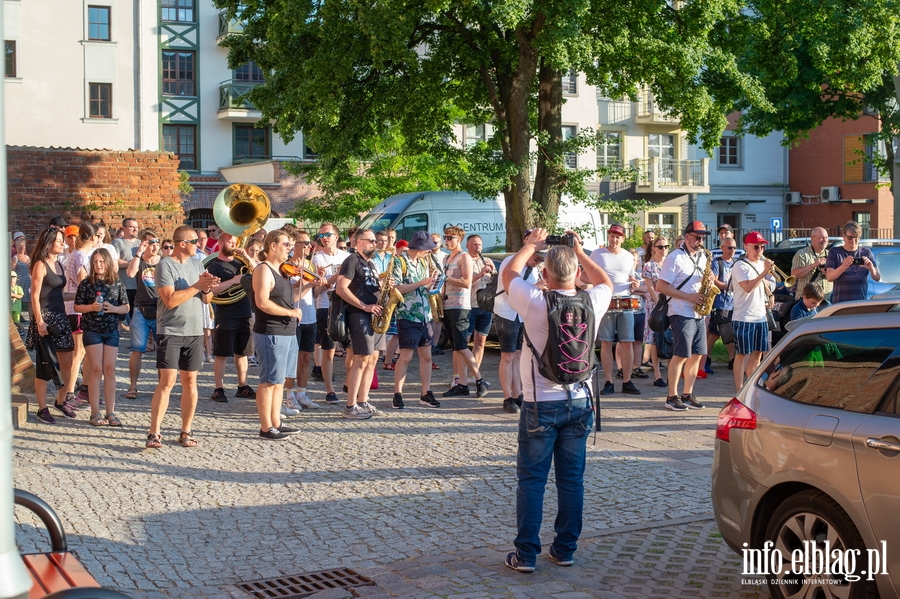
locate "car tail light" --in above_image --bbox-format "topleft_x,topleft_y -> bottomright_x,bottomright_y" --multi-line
716,398 -> 757,442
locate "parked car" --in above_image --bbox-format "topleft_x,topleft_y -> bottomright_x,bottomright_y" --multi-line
712,303 -> 900,599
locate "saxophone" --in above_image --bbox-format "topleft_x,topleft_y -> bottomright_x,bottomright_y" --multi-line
428,254 -> 445,322
695,246 -> 721,317
372,252 -> 404,334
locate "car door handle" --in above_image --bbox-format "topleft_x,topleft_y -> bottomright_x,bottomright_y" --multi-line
866,437 -> 900,452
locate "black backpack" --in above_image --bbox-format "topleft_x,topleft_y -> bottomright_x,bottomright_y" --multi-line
476,272 -> 503,312
524,290 -> 597,391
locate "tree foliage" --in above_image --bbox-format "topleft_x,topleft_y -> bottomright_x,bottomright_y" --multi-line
216,0 -> 766,248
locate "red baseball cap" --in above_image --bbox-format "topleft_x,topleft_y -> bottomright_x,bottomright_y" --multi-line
743,231 -> 769,245
608,224 -> 626,237
684,221 -> 710,235
395,240 -> 409,249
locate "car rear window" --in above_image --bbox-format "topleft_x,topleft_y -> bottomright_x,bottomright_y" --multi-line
757,328 -> 900,413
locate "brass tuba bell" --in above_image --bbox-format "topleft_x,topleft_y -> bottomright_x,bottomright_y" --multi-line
205,183 -> 271,305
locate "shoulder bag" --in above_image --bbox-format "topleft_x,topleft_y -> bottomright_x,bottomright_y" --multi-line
648,255 -> 695,333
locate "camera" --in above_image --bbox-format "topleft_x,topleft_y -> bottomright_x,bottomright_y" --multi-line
853,257 -> 866,265
545,233 -> 576,247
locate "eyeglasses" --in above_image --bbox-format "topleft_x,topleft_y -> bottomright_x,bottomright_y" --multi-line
443,235 -> 458,241
148,239 -> 160,245
281,241 -> 293,248
844,235 -> 859,240
162,245 -> 174,250
750,244 -> 765,250
298,241 -> 312,246
655,245 -> 669,249
177,238 -> 200,245
317,232 -> 334,238
359,238 -> 377,243
722,245 -> 737,250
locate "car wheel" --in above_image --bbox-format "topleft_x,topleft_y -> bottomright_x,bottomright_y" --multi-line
763,490 -> 878,599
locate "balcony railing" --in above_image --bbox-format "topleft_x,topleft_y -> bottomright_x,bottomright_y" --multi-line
218,80 -> 260,119
218,11 -> 244,39
633,157 -> 709,193
635,90 -> 680,125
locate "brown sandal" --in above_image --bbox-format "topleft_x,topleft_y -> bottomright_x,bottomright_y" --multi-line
125,388 -> 138,399
146,433 -> 162,449
178,431 -> 198,448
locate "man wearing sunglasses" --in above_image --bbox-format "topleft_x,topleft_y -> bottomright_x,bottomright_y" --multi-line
312,223 -> 350,403
700,238 -> 737,375
825,220 -> 880,303
732,231 -> 775,390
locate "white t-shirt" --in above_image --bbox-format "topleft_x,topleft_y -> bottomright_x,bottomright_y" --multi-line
292,278 -> 318,325
731,258 -> 769,323
508,278 -> 611,402
493,255 -> 541,322
659,247 -> 707,318
589,247 -> 635,296
312,250 -> 350,309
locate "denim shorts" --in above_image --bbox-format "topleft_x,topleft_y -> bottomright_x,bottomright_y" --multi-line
129,309 -> 157,353
496,315 -> 524,353
670,315 -> 707,358
598,310 -> 635,343
83,329 -> 120,347
254,332 -> 299,385
468,308 -> 493,337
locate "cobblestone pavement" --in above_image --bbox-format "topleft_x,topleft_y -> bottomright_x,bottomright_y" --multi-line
13,343 -> 768,598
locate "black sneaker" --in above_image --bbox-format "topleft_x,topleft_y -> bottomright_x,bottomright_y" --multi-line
615,368 -> 624,379
277,425 -> 301,435
235,385 -> 257,399
36,407 -> 55,424
476,379 -> 488,398
54,398 -> 77,419
503,398 -> 520,414
515,393 -> 524,407
392,393 -> 405,409
311,367 -> 324,381
681,394 -> 705,410
621,381 -> 641,395
728,359 -> 734,371
653,378 -> 668,388
431,344 -> 445,355
259,427 -> 288,440
599,381 -> 615,396
547,546 -> 574,567
443,384 -> 470,397
631,368 -> 650,379
343,384 -> 349,393
419,391 -> 441,408
324,392 -> 340,404
505,551 -> 535,573
665,395 -> 688,411
210,388 -> 228,403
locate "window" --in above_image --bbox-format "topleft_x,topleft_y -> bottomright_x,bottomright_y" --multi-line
162,51 -> 195,96
395,213 -> 428,242
464,124 -> 487,147
163,124 -> 196,170
844,134 -> 887,183
234,125 -> 270,161
562,125 -> 577,169
863,135 -> 884,182
853,212 -> 871,237
234,61 -> 265,83
562,70 -> 577,95
304,144 -> 318,160
758,328 -> 900,414
647,212 -> 678,230
718,136 -> 741,168
161,0 -> 194,22
596,131 -> 622,168
89,83 -> 112,118
88,6 -> 111,41
648,133 -> 675,159
4,41 -> 15,78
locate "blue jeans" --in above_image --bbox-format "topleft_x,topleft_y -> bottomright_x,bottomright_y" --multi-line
515,397 -> 594,564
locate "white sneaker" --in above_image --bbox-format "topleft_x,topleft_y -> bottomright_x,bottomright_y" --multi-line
281,402 -> 300,417
285,393 -> 302,411
297,392 -> 320,410
358,401 -> 379,416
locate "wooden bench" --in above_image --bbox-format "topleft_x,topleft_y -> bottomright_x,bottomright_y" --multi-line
15,489 -> 131,599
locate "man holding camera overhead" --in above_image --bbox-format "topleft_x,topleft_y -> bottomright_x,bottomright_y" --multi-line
825,221 -> 880,304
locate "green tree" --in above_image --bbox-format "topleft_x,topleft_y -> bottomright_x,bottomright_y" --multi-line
216,0 -> 765,249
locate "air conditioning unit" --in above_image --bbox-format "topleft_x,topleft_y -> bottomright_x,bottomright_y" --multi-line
821,186 -> 840,202
785,191 -> 802,205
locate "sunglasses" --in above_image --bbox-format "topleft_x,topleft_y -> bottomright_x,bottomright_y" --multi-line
317,232 -> 334,238
148,239 -> 160,245
655,245 -> 669,249
722,246 -> 737,250
443,235 -> 458,241
750,244 -> 765,250
298,241 -> 312,246
359,238 -> 377,243
281,241 -> 293,248
177,238 -> 200,245
162,245 -> 174,250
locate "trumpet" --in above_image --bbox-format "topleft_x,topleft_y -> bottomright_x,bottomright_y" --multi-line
766,259 -> 797,287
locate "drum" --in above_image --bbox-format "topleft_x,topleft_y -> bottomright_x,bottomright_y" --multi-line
608,296 -> 641,312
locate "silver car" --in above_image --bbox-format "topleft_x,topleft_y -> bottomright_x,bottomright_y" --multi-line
712,304 -> 900,599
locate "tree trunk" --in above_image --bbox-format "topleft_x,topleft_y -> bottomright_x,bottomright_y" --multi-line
532,62 -> 563,222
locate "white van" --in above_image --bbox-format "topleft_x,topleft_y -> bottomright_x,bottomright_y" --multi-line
359,191 -> 602,251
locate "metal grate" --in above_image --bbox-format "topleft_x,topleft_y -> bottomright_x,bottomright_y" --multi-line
237,567 -> 376,598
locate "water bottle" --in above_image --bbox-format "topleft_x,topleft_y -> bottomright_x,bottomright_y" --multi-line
96,290 -> 105,315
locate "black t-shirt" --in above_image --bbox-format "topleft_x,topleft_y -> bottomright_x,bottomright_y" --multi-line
133,258 -> 159,309
338,253 -> 380,314
206,256 -> 252,319
75,279 -> 128,334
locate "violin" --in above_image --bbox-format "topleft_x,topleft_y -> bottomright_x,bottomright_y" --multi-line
280,261 -> 319,282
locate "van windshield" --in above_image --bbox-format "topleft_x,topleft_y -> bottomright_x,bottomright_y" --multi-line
359,212 -> 398,232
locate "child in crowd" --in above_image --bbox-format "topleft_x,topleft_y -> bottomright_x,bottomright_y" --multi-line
10,272 -> 23,332
74,248 -> 129,426
790,283 -> 825,321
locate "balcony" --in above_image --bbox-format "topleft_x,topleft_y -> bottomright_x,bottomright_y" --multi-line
218,80 -> 261,121
634,90 -> 680,126
217,11 -> 244,41
633,157 -> 709,194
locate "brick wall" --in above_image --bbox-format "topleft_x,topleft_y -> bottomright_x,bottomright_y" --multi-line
10,317 -> 34,395
7,146 -> 186,239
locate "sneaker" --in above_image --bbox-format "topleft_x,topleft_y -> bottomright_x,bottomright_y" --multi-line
547,546 -> 574,567
205,356 -> 214,364
36,407 -> 55,424
358,401 -> 379,416
621,381 -> 641,395
431,344 -> 445,356
631,368 -> 650,379
342,404 -> 373,420
653,378 -> 668,388
515,393 -> 524,407
276,425 -> 300,435
503,398 -> 520,414
54,397 -> 77,419
451,375 -> 460,389
476,379 -> 488,398
210,388 -> 228,403
443,384 -> 470,397
681,394 -> 705,410
615,368 -> 624,379
325,392 -> 340,404
259,427 -> 288,440
419,391 -> 441,408
392,393 -> 405,409
285,393 -> 302,411
281,402 -> 300,417
505,551 -> 535,573
74,386 -> 90,407
297,392 -> 320,410
695,370 -> 708,380
247,356 -> 259,366
665,395 -> 688,411
599,381 -> 615,396
236,385 -> 257,399
728,359 -> 734,371
704,363 -> 715,375
641,361 -> 653,368
312,366 -> 324,381
70,394 -> 90,411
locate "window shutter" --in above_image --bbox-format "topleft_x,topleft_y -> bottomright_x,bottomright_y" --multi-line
844,135 -> 864,183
